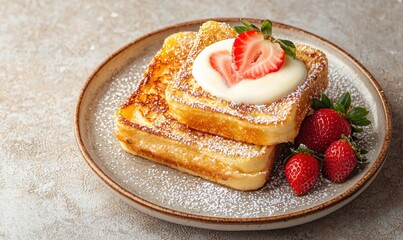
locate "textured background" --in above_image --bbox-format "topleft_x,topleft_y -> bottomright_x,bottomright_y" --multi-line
1,0 -> 402,239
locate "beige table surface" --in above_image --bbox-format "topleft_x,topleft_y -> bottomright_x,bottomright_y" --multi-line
1,0 -> 402,239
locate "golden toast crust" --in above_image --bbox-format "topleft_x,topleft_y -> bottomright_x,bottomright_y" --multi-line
115,31 -> 279,190
165,21 -> 328,146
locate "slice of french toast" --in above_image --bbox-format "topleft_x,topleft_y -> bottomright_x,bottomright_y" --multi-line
115,31 -> 280,191
165,21 -> 329,146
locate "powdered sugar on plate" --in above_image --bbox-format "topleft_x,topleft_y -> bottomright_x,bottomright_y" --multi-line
81,22 -> 381,219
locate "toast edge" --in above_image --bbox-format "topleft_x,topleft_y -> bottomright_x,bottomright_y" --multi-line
166,45 -> 329,146
114,31 -> 278,190
115,120 -> 281,191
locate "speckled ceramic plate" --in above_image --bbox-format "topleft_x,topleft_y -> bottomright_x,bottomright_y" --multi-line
75,18 -> 391,231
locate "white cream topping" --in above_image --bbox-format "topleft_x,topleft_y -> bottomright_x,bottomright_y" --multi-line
192,38 -> 307,104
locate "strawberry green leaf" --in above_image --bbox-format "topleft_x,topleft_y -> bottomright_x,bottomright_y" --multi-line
240,19 -> 260,31
357,159 -> 368,164
360,149 -> 368,154
311,93 -> 334,110
310,92 -> 371,128
337,92 -> 351,113
351,118 -> 371,126
292,144 -> 314,155
234,26 -> 248,34
341,135 -> 368,163
312,97 -> 327,110
346,107 -> 370,126
357,154 -> 367,163
235,19 -> 297,59
260,20 -> 272,36
291,144 -> 324,160
321,93 -> 334,109
334,102 -> 345,113
346,107 -> 369,119
275,39 -> 296,58
351,126 -> 364,133
240,19 -> 252,26
356,150 -> 368,162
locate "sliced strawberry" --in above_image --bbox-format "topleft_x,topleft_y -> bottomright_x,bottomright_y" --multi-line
209,51 -> 239,86
232,30 -> 285,79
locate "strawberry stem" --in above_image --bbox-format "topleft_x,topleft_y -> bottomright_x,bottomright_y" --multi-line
341,135 -> 368,163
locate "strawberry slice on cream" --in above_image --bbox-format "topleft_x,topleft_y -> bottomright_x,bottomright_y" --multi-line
232,30 -> 285,80
192,20 -> 307,105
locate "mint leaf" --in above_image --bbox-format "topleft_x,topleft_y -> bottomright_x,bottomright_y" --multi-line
260,20 -> 272,36
276,39 -> 296,58
337,92 -> 351,113
234,26 -> 248,34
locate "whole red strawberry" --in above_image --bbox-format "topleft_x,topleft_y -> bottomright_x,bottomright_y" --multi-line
296,108 -> 351,153
285,152 -> 320,196
323,138 -> 362,183
296,92 -> 371,153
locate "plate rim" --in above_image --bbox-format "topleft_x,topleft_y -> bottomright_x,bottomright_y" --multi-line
74,18 -> 392,225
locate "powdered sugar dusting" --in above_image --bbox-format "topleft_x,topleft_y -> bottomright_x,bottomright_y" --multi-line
167,22 -> 328,125
82,23 -> 380,219
116,32 -> 267,159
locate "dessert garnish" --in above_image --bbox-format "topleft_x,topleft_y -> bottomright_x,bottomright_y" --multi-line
285,146 -> 320,196
323,135 -> 367,183
296,92 -> 371,153
209,19 -> 296,86
286,92 -> 370,196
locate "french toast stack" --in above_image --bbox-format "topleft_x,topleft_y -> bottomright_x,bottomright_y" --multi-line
115,21 -> 328,190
